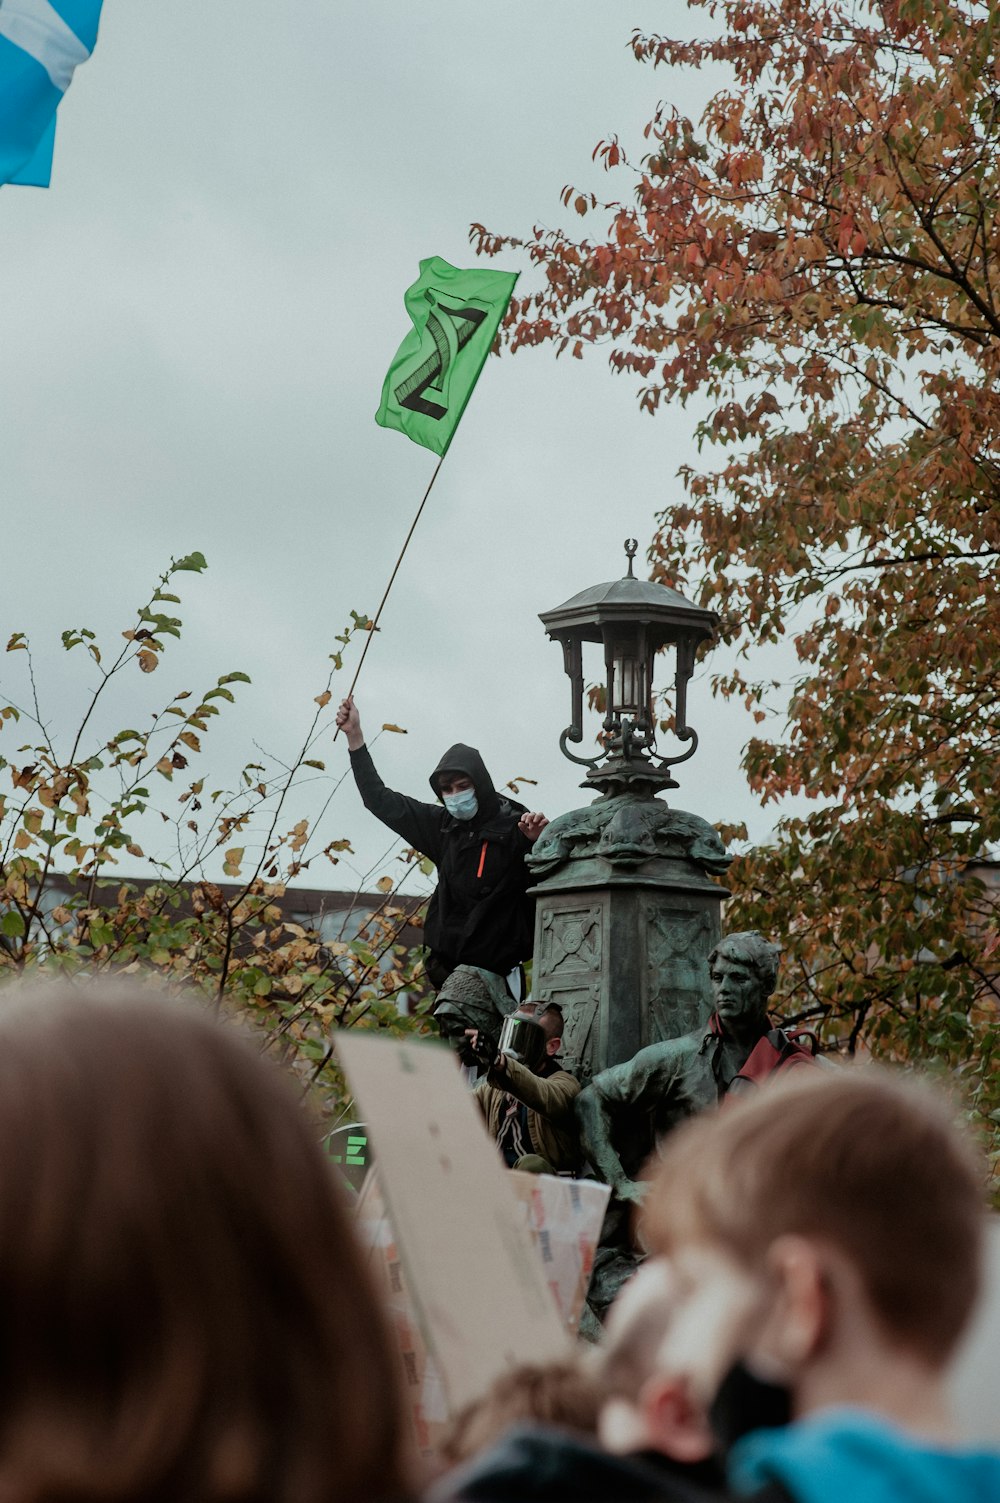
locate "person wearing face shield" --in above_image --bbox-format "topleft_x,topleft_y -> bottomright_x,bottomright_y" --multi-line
470,1005 -> 582,1176
641,1066 -> 1000,1503
335,697 -> 548,991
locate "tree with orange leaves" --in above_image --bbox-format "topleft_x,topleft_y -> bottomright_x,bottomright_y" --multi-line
474,0 -> 1000,1172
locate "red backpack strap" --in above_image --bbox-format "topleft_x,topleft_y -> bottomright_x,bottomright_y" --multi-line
728,1028 -> 818,1096
733,1033 -> 785,1087
784,1026 -> 820,1056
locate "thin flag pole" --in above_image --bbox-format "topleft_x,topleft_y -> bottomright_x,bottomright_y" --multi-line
333,452 -> 446,740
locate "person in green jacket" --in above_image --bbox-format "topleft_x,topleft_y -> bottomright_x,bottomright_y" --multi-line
471,1004 -> 582,1175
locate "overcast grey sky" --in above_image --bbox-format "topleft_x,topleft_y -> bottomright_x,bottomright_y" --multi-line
0,2 -> 807,895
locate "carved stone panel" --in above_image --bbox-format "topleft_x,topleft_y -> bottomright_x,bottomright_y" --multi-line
532,886 -> 723,1076
539,979 -> 603,1083
643,899 -> 719,1044
534,898 -> 608,1082
539,905 -> 603,977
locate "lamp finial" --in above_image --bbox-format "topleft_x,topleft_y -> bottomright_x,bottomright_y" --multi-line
624,538 -> 638,578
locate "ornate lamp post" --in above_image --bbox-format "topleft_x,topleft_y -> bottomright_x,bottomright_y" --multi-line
527,542 -> 733,1080
540,538 -> 718,794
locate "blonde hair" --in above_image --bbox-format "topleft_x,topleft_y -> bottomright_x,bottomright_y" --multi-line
643,1065 -> 987,1368
596,1260 -> 680,1400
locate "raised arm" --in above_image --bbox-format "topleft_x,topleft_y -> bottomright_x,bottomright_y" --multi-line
487,1055 -> 580,1127
336,698 -> 445,859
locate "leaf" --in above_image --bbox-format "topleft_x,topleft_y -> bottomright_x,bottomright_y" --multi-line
303,759 -> 326,771
0,911 -> 25,938
137,649 -> 158,673
376,875 -> 394,893
218,672 -> 251,686
223,847 -> 244,877
172,551 -> 207,573
5,633 -> 26,652
314,690 -> 332,708
382,723 -> 408,734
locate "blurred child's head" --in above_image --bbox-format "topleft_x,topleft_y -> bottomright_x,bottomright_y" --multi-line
437,1358 -> 601,1468
595,1258 -> 717,1473
641,1066 -> 987,1434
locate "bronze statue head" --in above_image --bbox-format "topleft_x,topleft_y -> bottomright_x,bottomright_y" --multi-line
707,930 -> 781,1033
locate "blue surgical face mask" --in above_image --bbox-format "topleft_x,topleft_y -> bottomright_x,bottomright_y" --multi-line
443,788 -> 478,821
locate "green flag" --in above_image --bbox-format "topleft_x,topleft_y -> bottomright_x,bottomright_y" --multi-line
375,257 -> 519,456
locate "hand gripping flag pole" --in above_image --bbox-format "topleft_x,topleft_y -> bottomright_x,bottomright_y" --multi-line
334,257 -> 518,737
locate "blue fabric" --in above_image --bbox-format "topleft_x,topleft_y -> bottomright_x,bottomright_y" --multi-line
729,1408 -> 1000,1503
0,0 -> 103,188
49,0 -> 101,52
0,35 -> 60,182
10,113 -> 56,187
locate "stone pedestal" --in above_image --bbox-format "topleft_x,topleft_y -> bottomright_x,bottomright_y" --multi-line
527,791 -> 730,1081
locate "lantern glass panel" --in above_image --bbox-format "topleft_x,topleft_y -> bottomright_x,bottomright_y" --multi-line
611,647 -> 643,716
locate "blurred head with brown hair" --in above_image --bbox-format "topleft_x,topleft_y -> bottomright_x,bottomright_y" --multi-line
436,1358 -> 601,1469
0,980 -> 411,1503
640,1064 -> 988,1445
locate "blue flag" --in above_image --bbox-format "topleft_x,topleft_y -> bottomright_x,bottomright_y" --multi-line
0,0 -> 104,189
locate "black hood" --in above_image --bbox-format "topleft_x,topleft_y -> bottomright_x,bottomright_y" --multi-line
429,743 -> 501,820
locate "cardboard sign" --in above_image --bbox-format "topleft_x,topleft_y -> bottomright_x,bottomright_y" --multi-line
355,1172 -> 451,1457
355,1163 -> 611,1457
336,1033 -> 571,1415
507,1170 -> 610,1337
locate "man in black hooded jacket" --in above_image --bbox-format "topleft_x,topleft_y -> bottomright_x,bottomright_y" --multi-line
336,697 -> 548,989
